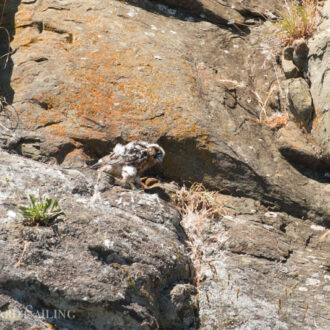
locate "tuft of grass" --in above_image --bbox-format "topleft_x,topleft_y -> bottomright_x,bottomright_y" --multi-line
172,183 -> 224,219
19,195 -> 64,226
276,0 -> 319,45
250,86 -> 289,130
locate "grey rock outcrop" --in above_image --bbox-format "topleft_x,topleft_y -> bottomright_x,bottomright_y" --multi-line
181,196 -> 330,329
287,78 -> 314,125
0,0 -> 329,225
0,0 -> 330,328
282,57 -> 300,79
308,1 -> 330,156
1,151 -> 329,329
0,151 -> 195,329
281,39 -> 309,78
292,38 -> 309,73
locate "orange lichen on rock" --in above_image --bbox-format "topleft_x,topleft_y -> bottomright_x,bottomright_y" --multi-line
11,6 -> 207,165
34,36 -> 205,142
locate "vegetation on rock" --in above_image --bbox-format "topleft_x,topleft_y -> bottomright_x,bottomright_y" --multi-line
276,0 -> 319,44
19,195 -> 64,226
173,183 -> 224,220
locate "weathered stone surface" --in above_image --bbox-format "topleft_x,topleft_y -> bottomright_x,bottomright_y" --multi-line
287,78 -> 314,125
0,0 -> 328,225
0,151 -> 194,329
292,38 -> 309,73
159,283 -> 197,329
308,1 -> 330,156
129,0 -> 283,26
281,57 -> 300,78
1,151 -> 329,329
277,121 -> 330,173
283,46 -> 294,60
0,1 -> 330,328
181,195 -> 330,329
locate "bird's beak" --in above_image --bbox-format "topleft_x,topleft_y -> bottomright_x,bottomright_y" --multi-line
157,154 -> 164,162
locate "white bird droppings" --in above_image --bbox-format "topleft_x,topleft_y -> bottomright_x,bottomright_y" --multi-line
104,239 -> 113,248
145,31 -> 155,37
310,224 -> 325,231
127,9 -> 137,18
306,278 -> 320,286
7,210 -> 16,218
298,287 -> 308,292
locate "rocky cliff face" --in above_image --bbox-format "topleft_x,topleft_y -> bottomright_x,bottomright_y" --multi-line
308,0 -> 330,156
0,151 -> 196,329
0,0 -> 329,329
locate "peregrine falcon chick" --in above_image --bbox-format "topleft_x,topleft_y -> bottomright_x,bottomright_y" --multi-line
92,141 -> 165,196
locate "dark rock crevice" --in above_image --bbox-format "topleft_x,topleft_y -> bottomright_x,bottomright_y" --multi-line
229,249 -> 293,264
88,245 -> 134,266
157,135 -> 329,226
124,0 -> 251,34
279,145 -> 330,173
0,0 -> 21,103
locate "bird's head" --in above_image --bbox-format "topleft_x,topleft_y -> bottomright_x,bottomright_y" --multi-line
148,144 -> 165,163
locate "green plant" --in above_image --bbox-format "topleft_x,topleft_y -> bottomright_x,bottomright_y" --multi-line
276,0 -> 319,44
19,195 -> 64,226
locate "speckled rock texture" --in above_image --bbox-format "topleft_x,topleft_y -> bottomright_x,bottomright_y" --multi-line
0,0 -> 330,329
308,1 -> 330,156
287,78 -> 313,125
1,151 -> 329,329
0,151 -> 195,329
181,196 -> 330,329
0,0 -> 329,224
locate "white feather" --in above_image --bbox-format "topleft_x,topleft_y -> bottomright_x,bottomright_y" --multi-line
122,165 -> 137,177
113,143 -> 126,155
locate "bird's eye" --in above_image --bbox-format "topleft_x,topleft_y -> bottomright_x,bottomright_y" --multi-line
156,152 -> 163,162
